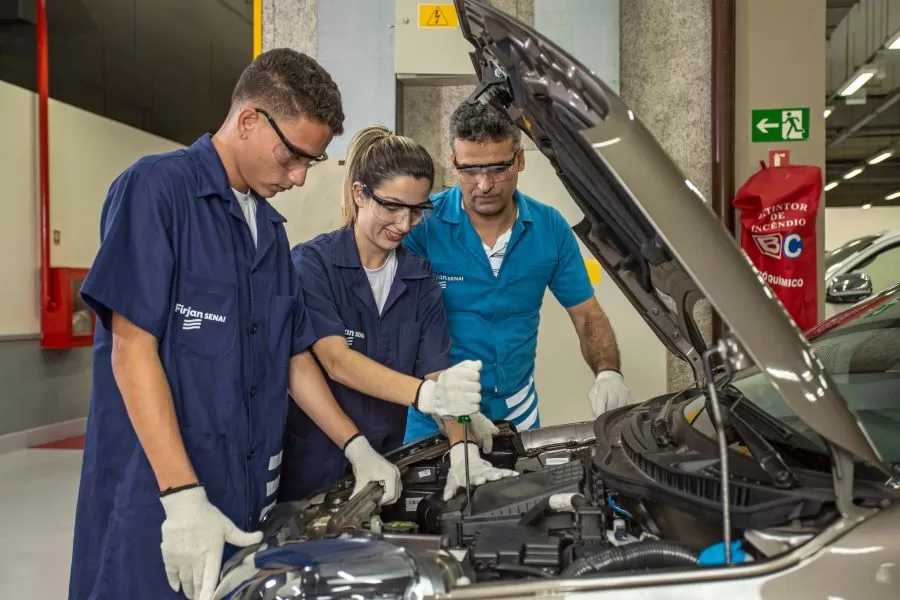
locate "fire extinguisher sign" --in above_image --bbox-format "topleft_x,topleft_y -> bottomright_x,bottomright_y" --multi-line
732,165 -> 822,330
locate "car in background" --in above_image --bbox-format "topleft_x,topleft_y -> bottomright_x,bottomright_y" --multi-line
825,229 -> 900,317
212,2 -> 900,598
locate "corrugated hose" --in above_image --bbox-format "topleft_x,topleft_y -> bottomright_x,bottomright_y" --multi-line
560,540 -> 700,577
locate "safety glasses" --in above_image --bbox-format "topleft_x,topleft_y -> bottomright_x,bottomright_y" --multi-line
255,108 -> 328,170
452,150 -> 520,184
362,184 -> 433,226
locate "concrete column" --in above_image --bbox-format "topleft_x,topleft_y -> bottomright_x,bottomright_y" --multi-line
620,0 -> 714,392
735,0 -> 827,321
261,0 -> 317,57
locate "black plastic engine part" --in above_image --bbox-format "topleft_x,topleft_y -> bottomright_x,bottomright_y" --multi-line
481,433 -> 520,471
560,540 -> 700,577
469,524 -> 563,578
490,563 -> 553,579
383,428 -> 524,525
442,460 -> 586,545
593,393 -> 836,535
470,460 -> 585,518
382,463 -> 447,524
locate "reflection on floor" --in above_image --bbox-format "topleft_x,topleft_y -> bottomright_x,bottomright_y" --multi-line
0,446 -> 83,599
33,435 -> 85,450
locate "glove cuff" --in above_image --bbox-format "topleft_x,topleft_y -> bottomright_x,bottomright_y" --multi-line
159,485 -> 209,516
449,440 -> 480,459
343,434 -> 373,462
413,379 -> 435,412
342,432 -> 363,452
160,481 -> 204,498
597,368 -> 623,379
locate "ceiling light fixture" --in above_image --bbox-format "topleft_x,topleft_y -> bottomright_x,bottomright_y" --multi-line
862,203 -> 873,210
824,181 -> 840,191
868,150 -> 894,165
837,66 -> 878,97
842,167 -> 865,180
887,191 -> 900,200
824,106 -> 834,118
888,29 -> 900,50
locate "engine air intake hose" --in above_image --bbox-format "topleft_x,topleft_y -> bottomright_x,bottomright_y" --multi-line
560,541 -> 700,577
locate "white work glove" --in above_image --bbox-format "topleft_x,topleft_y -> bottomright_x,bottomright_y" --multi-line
416,360 -> 482,417
344,435 -> 402,505
159,486 -> 263,600
588,370 -> 633,417
443,442 -> 517,502
436,412 -> 499,453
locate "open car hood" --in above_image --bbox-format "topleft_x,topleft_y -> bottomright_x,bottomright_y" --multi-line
452,0 -> 890,476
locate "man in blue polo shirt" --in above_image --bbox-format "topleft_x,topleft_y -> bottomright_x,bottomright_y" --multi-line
403,101 -> 632,447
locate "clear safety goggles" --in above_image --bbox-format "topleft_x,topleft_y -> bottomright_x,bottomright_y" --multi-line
256,107 -> 328,171
453,150 -> 519,184
363,184 -> 433,226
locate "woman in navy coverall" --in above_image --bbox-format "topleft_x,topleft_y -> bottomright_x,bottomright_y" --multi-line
280,126 -> 516,505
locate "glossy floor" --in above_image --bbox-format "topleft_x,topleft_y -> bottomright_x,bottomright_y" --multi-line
0,447 -> 82,598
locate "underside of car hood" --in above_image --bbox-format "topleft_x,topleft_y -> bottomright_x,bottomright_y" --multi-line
452,0 -> 890,476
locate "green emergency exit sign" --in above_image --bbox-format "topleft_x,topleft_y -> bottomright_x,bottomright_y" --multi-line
751,108 -> 809,142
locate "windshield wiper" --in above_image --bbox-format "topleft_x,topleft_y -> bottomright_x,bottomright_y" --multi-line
727,400 -> 799,489
695,382 -> 800,490
651,387 -> 702,447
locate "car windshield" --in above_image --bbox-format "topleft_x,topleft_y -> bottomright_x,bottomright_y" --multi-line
690,288 -> 900,465
825,234 -> 879,271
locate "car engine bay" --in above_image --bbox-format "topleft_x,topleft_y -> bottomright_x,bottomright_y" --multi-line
214,394 -> 887,599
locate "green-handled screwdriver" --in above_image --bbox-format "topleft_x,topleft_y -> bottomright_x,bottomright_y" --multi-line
459,414 -> 472,515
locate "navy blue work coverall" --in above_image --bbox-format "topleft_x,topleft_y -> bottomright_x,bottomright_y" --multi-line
278,227 -> 452,501
68,134 -> 317,600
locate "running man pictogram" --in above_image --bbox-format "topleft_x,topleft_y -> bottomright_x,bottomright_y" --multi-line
782,110 -> 806,140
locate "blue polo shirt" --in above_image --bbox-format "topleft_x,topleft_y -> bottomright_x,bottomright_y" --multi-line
402,186 -> 594,442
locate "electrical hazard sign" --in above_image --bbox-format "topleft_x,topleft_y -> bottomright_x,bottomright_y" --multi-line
418,3 -> 459,28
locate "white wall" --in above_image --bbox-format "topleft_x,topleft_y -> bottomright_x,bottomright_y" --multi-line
824,206 -> 900,250
0,80 -> 183,336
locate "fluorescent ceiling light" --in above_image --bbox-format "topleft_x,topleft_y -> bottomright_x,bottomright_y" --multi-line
862,203 -> 873,210
824,107 -> 834,118
592,137 -> 621,149
842,167 -> 865,180
837,66 -> 877,97
868,150 -> 894,164
887,191 -> 900,200
889,30 -> 900,50
824,181 -> 840,191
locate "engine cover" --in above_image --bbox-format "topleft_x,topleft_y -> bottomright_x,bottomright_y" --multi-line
413,448 -> 607,579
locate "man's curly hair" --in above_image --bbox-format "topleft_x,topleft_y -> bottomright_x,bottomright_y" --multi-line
231,48 -> 345,135
448,100 -> 520,149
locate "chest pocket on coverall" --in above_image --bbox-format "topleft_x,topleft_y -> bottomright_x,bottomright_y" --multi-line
171,268 -> 237,360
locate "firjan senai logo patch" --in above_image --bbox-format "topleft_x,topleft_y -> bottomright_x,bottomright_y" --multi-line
344,329 -> 365,347
434,274 -> 465,289
175,303 -> 227,331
